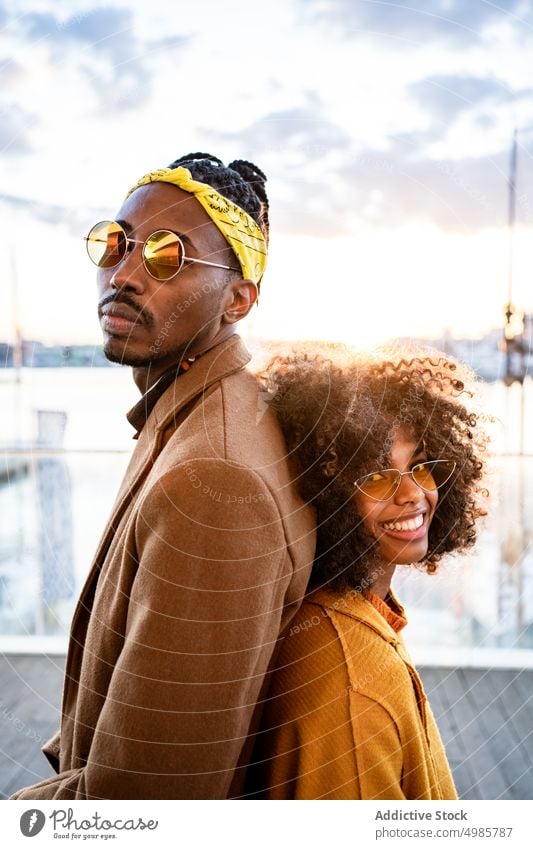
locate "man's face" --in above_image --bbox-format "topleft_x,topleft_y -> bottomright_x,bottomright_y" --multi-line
97,182 -> 240,367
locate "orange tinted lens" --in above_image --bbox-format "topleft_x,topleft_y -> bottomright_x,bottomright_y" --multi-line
411,463 -> 437,490
359,471 -> 400,500
86,221 -> 126,268
412,461 -> 455,490
143,230 -> 183,280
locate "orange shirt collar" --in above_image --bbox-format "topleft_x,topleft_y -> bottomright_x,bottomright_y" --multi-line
364,590 -> 407,633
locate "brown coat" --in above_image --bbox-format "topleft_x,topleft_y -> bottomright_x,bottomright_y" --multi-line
12,335 -> 316,800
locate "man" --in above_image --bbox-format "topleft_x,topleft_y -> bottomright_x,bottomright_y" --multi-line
12,153 -> 316,800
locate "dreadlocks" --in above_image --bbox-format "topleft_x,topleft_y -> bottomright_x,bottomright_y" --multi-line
168,152 -> 270,245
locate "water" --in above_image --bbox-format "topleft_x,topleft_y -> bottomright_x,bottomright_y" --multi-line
1,366 -> 137,450
1,367 -> 532,660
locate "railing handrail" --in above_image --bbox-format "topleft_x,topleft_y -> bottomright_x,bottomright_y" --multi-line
1,447 -> 132,455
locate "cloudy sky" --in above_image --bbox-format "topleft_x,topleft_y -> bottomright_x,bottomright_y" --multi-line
2,0 -> 533,347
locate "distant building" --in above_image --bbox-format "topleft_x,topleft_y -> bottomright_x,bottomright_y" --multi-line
0,341 -> 113,368
0,328 -> 530,381
391,327 -> 515,382
0,343 -> 13,367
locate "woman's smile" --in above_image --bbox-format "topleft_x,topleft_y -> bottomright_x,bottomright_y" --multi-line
379,508 -> 428,540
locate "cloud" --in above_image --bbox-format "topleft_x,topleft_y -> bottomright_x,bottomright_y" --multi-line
20,10 -> 59,41
0,190 -> 107,234
151,34 -> 190,51
19,7 -> 145,112
0,104 -> 37,155
209,103 -> 351,159
20,7 -> 133,58
16,6 -> 189,114
59,8 -> 134,58
205,101 -> 353,236
0,56 -> 26,86
337,131 -> 533,232
203,96 -> 532,235
409,74 -> 522,122
305,0 -> 532,45
214,112 -> 533,236
79,61 -> 153,113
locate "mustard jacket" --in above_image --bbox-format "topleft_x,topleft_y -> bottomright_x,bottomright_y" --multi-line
12,335 -> 316,800
248,588 -> 458,800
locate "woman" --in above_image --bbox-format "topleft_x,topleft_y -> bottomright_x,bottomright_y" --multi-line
248,350 -> 488,800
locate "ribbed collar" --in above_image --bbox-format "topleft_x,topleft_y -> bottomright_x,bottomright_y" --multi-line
308,585 -> 408,642
365,590 -> 408,633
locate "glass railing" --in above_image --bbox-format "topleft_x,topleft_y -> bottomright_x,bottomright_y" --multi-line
1,450 -> 532,663
0,449 -> 130,645
1,368 -> 532,662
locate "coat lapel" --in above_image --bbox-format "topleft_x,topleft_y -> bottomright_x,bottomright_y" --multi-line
63,335 -> 252,697
90,335 -> 251,573
151,334 -> 252,433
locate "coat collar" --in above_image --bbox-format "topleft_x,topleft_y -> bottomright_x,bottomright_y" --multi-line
307,586 -> 407,644
126,335 -> 252,438
111,334 -> 251,508
150,333 -> 252,434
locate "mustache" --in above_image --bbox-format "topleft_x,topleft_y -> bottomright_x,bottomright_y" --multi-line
97,292 -> 154,328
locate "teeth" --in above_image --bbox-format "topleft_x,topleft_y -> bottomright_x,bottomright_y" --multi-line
383,514 -> 424,532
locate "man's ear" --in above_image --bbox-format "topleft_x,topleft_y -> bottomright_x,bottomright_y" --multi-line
222,279 -> 258,324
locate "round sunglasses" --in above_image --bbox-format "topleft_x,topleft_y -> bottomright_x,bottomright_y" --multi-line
85,219 -> 240,281
354,460 -> 456,502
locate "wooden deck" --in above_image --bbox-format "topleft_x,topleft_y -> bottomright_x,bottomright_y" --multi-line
1,655 -> 532,799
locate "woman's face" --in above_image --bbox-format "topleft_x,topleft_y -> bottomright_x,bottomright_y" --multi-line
353,431 -> 439,566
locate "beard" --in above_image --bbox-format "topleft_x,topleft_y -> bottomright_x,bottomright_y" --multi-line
100,284 -> 226,367
101,321 -> 218,368
102,338 -> 179,368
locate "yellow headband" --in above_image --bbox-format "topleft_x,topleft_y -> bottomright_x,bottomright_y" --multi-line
126,167 -> 267,284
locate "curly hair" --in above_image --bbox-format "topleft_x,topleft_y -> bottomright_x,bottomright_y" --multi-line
264,346 -> 489,592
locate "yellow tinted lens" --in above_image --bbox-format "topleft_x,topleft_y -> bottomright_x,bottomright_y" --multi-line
143,230 -> 182,280
360,471 -> 399,500
86,221 -> 126,268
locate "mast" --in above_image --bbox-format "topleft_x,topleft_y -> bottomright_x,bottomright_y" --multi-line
503,128 -> 526,453
507,127 -> 517,308
499,130 -> 526,647
504,127 -> 519,386
10,243 -> 23,382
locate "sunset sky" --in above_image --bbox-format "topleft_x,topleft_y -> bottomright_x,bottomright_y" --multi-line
2,0 -> 533,348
